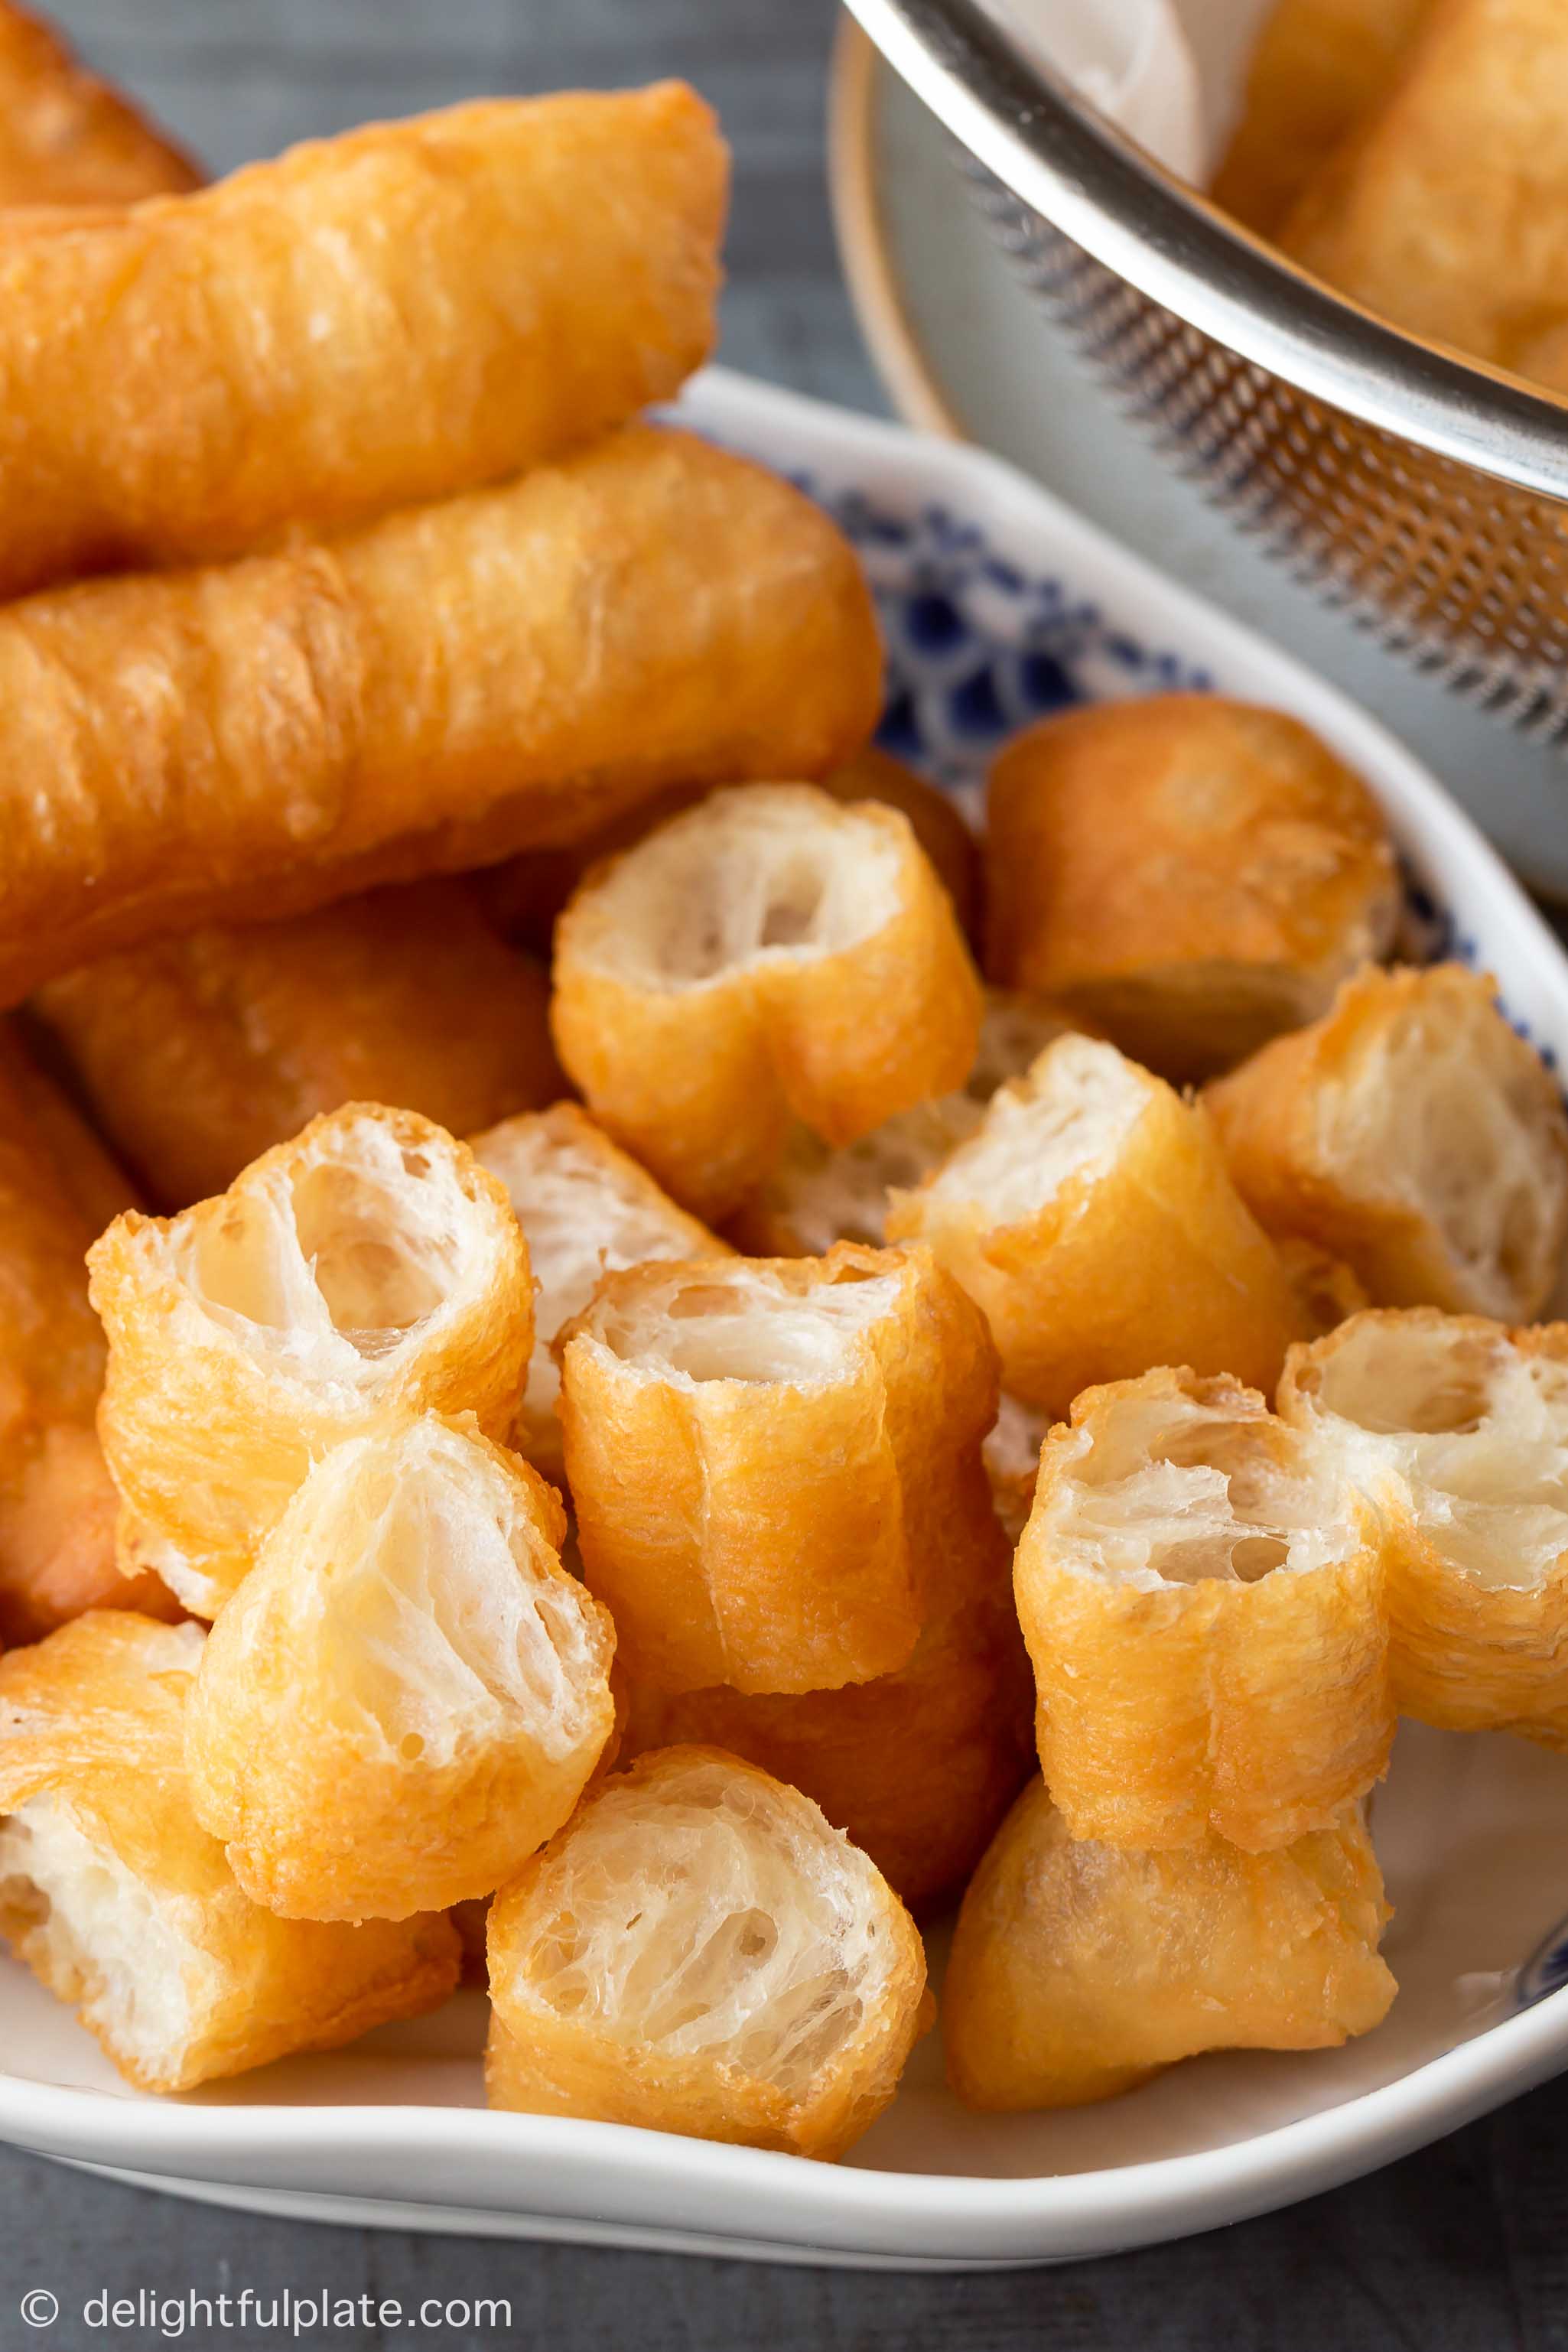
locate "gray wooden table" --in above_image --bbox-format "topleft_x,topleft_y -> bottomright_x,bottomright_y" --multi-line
1,5 -> 1558,2344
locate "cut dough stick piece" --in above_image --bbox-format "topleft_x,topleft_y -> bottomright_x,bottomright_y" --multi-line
551,785 -> 983,1222
0,0 -> 200,205
731,991 -> 1074,1256
623,1517 -> 1033,1913
0,84 -> 724,597
1210,0 -> 1436,237
470,1102 -> 729,1478
886,1032 -> 1308,1420
1207,964 -> 1568,1321
1015,1368 -> 1392,1852
1280,0 -> 1568,389
88,1103 -> 532,1616
185,1416 -> 616,1923
559,1243 -> 1000,1695
0,1022 -> 176,1643
1280,1308 -> 1568,1742
984,696 -> 1400,1083
944,1778 -> 1394,2112
486,1746 -> 929,2159
0,1614 -> 460,2093
34,883 -> 562,1212
0,425 -> 881,1007
476,744 -> 981,961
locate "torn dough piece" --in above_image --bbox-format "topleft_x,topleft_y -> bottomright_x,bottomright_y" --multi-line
1014,1367 -> 1392,1851
0,1613 -> 460,2092
551,784 -> 984,1222
89,1102 -> 532,1614
945,1778 -> 1394,2110
485,1745 -> 929,2159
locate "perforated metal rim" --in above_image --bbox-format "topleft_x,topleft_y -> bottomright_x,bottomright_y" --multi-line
841,0 -> 1568,495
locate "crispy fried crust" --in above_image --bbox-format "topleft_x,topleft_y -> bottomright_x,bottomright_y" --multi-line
944,1779 -> 1395,2110
886,1033 -> 1307,1418
0,1022 -> 177,1642
1281,0 -> 1568,389
622,1495 -> 1032,1911
1280,1308 -> 1568,1742
984,697 -> 1399,1082
485,1746 -> 929,2158
89,1102 -> 532,1613
818,747 -> 981,945
0,1613 -> 460,2092
1211,0 -> 1436,237
1014,1368 -> 1393,1850
35,883 -> 562,1210
0,1 -> 199,207
0,86 -> 724,596
0,425 -> 881,1005
730,992 -> 1075,1257
551,785 -> 981,1221
470,1102 -> 729,1477
185,1416 -> 616,1921
1207,964 -> 1568,1320
559,1243 -> 1000,1695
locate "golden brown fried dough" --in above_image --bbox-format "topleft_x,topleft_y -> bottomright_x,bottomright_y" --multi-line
35,883 -> 562,1210
0,0 -> 199,207
0,85 -> 724,596
559,1243 -> 999,1695
1015,1368 -> 1392,1851
985,697 -> 1400,1081
186,1415 -> 616,1922
486,1746 -> 929,2158
477,749 -> 979,960
89,1103 -> 532,1615
1207,964 -> 1568,1320
1280,1308 -> 1568,1743
731,991 -> 1073,1257
470,1102 -> 728,1477
0,1613 -> 460,2092
1212,0 -> 1436,238
886,1032 -> 1307,1419
1282,0 -> 1568,388
945,1779 -> 1394,2110
0,425 -> 881,1004
551,784 -> 982,1222
0,1021 -> 176,1643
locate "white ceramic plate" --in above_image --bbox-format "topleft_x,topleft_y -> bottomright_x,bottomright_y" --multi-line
7,365 -> 1568,2269
828,20 -> 1568,904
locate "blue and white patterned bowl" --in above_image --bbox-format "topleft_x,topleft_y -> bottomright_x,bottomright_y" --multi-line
1,369 -> 1566,2271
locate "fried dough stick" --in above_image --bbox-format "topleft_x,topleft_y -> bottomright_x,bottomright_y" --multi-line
0,1020 -> 174,1641
34,884 -> 562,1210
0,0 -> 198,207
0,83 -> 725,597
1212,0 -> 1436,239
0,424 -> 881,1004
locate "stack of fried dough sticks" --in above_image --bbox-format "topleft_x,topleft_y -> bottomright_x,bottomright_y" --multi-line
2,4 -> 1568,2162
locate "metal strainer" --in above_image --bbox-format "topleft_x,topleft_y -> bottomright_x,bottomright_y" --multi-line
842,0 -> 1568,739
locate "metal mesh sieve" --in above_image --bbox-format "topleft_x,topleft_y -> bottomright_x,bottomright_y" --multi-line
844,0 -> 1568,740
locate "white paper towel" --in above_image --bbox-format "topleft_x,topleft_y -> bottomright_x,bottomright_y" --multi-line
978,0 -> 1276,181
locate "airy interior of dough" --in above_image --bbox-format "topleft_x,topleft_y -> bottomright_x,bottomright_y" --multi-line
584,1260 -> 901,1388
169,1111 -> 499,1391
1327,985 -> 1563,1313
577,786 -> 905,991
1302,1316 -> 1568,1591
0,1796 -> 207,2080
474,1114 -> 704,1425
495,1751 -> 894,2096
263,1418 -> 603,1765
765,994 -> 1072,1251
922,1035 -> 1150,1223
1046,1384 -> 1357,1589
